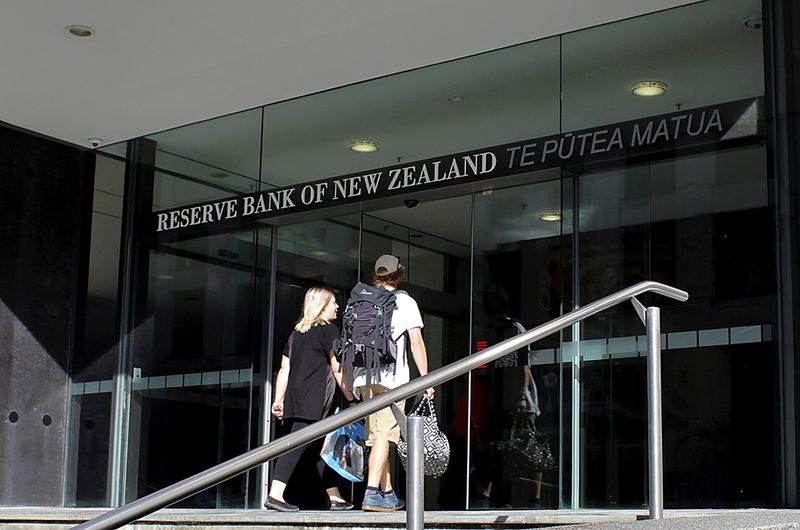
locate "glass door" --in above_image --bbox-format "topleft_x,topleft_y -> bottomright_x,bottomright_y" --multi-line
122,228 -> 269,508
265,215 -> 361,509
359,196 -> 472,510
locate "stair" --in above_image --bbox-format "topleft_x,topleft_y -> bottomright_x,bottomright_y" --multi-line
2,508 -> 799,530
0,508 -> 641,530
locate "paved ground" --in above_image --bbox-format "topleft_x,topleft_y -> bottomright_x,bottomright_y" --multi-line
549,510 -> 800,529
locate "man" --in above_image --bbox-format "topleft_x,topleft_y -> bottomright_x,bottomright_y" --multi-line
352,254 -> 435,512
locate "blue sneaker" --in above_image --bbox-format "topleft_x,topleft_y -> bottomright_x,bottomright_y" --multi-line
362,490 -> 397,512
382,490 -> 405,510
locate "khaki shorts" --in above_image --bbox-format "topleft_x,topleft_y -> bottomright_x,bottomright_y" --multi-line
359,384 -> 405,446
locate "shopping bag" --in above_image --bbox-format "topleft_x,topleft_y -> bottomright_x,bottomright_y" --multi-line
396,396 -> 450,478
320,417 -> 366,482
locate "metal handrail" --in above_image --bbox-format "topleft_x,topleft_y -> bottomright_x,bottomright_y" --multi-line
74,280 -> 688,530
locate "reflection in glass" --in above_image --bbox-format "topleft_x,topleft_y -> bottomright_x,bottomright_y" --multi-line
471,178 -> 564,510
260,37 -> 559,190
66,155 -> 126,506
561,0 -> 763,131
576,145 -> 775,508
124,228 -> 267,508
146,108 -> 263,211
148,109 -> 262,188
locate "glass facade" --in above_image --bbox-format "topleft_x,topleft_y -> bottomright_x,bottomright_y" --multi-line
68,0 -> 790,512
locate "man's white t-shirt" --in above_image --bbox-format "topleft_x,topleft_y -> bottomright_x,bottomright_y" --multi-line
352,287 -> 423,397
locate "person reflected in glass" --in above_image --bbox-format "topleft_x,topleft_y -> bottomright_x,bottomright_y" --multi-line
264,287 -> 357,512
438,370 -> 493,509
483,284 -> 545,508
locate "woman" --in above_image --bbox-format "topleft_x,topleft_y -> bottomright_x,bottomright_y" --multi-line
265,287 -> 357,512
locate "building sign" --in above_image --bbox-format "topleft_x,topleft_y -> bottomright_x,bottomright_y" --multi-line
153,97 -> 760,235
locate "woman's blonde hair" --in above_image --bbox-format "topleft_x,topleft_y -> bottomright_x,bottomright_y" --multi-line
295,287 -> 335,333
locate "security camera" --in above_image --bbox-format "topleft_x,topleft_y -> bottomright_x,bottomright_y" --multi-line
744,16 -> 762,30
87,137 -> 103,148
404,199 -> 420,208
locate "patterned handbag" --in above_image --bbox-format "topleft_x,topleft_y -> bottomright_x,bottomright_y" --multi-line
396,396 -> 450,478
497,411 -> 556,480
494,320 -> 528,368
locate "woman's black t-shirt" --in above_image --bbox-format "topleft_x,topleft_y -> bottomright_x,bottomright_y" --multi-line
283,323 -> 340,421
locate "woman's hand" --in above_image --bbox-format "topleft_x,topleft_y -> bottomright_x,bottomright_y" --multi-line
425,387 -> 435,400
271,401 -> 284,420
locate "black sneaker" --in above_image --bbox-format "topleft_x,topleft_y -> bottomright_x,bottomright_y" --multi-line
330,500 -> 354,511
264,496 -> 299,512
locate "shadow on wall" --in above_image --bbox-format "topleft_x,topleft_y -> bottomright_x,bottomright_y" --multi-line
0,122 -> 95,506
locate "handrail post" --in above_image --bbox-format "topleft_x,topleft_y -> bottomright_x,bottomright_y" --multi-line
407,416 -> 425,530
646,306 -> 664,520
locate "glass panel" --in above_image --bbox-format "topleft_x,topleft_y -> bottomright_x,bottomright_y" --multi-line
98,141 -> 127,160
125,228 -> 266,508
559,170 -> 576,509
152,169 -> 243,211
651,146 -> 775,507
576,145 -> 776,508
260,37 -> 559,190
360,197 -> 471,511
577,163 -> 653,509
66,154 -> 126,507
105,0 -> 773,511
561,0 -> 764,131
471,177 -> 564,510
147,108 -> 263,210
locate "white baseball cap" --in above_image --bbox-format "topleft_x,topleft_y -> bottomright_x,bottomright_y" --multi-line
374,254 -> 404,276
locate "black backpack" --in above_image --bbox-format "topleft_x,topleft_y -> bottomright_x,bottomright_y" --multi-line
335,282 -> 404,388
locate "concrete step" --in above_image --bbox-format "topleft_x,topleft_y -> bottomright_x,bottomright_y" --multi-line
548,510 -> 800,530
0,508 -> 798,530
1,508 -> 638,530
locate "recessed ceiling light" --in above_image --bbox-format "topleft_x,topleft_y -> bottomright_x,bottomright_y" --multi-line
349,140 -> 380,153
311,250 -> 329,256
631,81 -> 667,97
447,95 -> 464,103
538,212 -> 561,222
67,25 -> 94,37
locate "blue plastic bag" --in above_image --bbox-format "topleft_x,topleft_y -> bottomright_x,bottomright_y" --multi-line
320,416 -> 365,482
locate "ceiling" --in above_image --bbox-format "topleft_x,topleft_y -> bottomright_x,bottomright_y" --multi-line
1,0 -> 706,148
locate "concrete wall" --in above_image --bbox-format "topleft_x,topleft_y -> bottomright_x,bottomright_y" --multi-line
0,123 -> 95,506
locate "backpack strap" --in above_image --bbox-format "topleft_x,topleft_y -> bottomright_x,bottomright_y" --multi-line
390,289 -> 406,376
